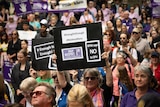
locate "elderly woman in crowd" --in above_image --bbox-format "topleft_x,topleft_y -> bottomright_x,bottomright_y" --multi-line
120,66 -> 158,107
82,51 -> 113,107
20,77 -> 37,107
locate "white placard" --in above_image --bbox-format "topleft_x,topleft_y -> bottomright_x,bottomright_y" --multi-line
61,27 -> 87,44
18,30 -> 37,52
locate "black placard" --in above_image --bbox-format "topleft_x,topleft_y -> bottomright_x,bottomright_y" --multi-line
53,22 -> 105,71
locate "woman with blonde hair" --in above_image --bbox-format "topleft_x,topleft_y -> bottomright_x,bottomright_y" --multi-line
20,77 -> 37,107
67,84 -> 94,107
36,70 -> 53,85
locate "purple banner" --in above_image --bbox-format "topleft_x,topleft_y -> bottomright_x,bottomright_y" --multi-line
13,0 -> 32,16
151,0 -> 160,18
3,61 -> 14,82
32,1 -> 48,13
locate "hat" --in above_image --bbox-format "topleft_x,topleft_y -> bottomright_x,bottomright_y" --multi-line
151,51 -> 159,58
132,28 -> 139,33
40,19 -> 48,27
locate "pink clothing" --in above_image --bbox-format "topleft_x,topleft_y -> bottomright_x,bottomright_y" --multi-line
88,7 -> 97,17
5,22 -> 17,35
79,14 -> 94,24
102,8 -> 112,22
129,12 -> 139,20
61,12 -> 74,26
112,64 -> 134,96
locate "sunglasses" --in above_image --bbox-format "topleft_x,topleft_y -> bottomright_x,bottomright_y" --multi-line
30,91 -> 48,97
132,32 -> 139,34
84,76 -> 97,81
52,75 -> 57,79
106,33 -> 111,36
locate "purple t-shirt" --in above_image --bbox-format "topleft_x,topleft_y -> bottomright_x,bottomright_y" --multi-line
120,88 -> 159,107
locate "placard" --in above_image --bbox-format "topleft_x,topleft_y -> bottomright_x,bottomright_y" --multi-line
18,30 -> 37,52
32,38 -> 55,70
53,22 -> 105,71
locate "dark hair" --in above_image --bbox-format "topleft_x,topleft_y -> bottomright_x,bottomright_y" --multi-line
21,39 -> 28,45
96,9 -> 104,21
118,66 -> 134,91
1,31 -> 8,43
104,29 -> 116,40
18,49 -> 28,57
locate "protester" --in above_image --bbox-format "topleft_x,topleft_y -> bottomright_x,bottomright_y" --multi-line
11,49 -> 30,103
20,77 -> 37,107
120,66 -> 158,107
67,84 -> 94,107
7,30 -> 21,63
31,82 -> 56,107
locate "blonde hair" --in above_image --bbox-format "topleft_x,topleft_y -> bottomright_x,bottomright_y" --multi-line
129,37 -> 136,48
20,77 -> 37,91
67,84 -> 94,107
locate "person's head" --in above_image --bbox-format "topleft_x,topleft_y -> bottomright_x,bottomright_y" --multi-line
8,15 -> 14,23
67,84 -> 94,107
143,49 -> 151,59
88,1 -> 94,8
128,37 -> 136,48
137,93 -> 160,107
116,51 -> 127,64
123,11 -> 129,19
11,30 -> 19,40
21,40 -> 28,50
151,20 -> 159,30
137,23 -> 143,33
130,6 -> 135,13
38,70 -> 51,79
150,51 -> 160,65
116,18 -> 122,27
104,29 -> 115,41
52,71 -> 70,87
131,27 -> 140,41
29,13 -> 35,22
17,49 -> 28,63
20,77 -> 37,102
121,24 -> 127,33
146,17 -> 152,24
96,9 -> 104,21
31,82 -> 56,107
50,14 -> 58,25
83,68 -> 103,92
101,3 -> 106,9
22,21 -> 30,31
84,9 -> 89,16
106,21 -> 114,30
1,31 -> 8,43
134,66 -> 154,89
120,33 -> 129,45
70,16 -> 78,25
132,18 -> 138,26
150,29 -> 158,39
40,19 -> 48,33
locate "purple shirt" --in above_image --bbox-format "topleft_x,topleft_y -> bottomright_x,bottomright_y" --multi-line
120,89 -> 159,107
101,8 -> 112,22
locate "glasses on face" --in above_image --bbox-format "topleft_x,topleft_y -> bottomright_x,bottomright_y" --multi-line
30,91 -> 48,97
84,76 -> 97,81
132,32 -> 139,34
106,33 -> 111,36
52,75 -> 57,79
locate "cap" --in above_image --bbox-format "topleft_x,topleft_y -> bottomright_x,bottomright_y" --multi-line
40,19 -> 48,27
132,28 -> 139,33
151,51 -> 159,58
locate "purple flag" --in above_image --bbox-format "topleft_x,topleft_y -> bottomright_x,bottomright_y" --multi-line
151,0 -> 160,18
13,0 -> 32,16
32,1 -> 48,13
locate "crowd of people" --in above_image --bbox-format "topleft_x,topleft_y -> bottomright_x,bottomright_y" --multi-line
1,0 -> 160,107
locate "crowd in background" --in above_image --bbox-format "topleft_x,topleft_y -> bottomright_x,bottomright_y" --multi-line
1,0 -> 160,107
